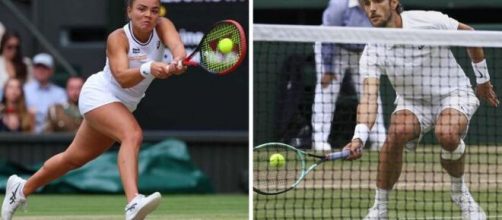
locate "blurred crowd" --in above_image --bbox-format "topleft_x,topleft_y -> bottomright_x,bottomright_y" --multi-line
0,22 -> 83,134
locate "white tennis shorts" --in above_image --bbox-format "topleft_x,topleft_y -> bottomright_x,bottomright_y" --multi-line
79,72 -> 139,115
393,89 -> 480,136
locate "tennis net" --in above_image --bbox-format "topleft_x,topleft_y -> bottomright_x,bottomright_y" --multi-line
253,24 -> 502,219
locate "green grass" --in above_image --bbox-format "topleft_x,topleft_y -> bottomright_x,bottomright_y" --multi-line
1,194 -> 248,220
254,145 -> 502,219
254,189 -> 502,219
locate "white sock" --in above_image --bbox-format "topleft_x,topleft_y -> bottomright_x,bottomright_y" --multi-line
374,188 -> 390,207
451,176 -> 466,194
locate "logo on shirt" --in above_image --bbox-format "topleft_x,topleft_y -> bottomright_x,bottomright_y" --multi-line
132,48 -> 140,54
129,55 -> 148,61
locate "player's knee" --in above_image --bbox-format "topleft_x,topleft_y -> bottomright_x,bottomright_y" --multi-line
435,128 -> 461,150
441,139 -> 465,160
122,128 -> 143,147
388,125 -> 415,145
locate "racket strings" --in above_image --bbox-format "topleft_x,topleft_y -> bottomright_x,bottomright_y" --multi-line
200,23 -> 244,73
253,145 -> 303,194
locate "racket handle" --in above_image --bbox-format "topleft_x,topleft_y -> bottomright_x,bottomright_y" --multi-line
326,150 -> 350,160
182,59 -> 198,67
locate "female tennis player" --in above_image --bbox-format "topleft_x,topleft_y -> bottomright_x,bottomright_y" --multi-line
2,0 -> 186,219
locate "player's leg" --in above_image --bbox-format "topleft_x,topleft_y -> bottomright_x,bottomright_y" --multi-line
2,120 -> 114,220
311,42 -> 343,150
435,107 -> 485,219
364,109 -> 421,220
82,102 -> 143,202
435,108 -> 468,178
377,109 -> 421,189
23,120 -> 114,196
82,102 -> 161,219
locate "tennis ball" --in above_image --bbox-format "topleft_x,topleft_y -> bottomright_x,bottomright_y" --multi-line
218,38 -> 234,54
269,153 -> 286,168
159,5 -> 167,17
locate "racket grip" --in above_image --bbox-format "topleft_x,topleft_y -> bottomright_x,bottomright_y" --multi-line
326,150 -> 350,160
182,60 -> 198,67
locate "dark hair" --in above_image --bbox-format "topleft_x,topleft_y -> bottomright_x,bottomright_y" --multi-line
127,0 -> 160,8
0,30 -> 28,83
1,78 -> 33,132
396,2 -> 404,14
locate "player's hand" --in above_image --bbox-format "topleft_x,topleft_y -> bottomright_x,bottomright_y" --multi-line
476,81 -> 499,107
169,58 -> 187,76
343,139 -> 363,161
321,72 -> 337,89
150,62 -> 172,79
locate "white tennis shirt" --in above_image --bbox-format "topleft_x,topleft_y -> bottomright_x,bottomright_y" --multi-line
102,22 -> 166,105
360,11 -> 473,101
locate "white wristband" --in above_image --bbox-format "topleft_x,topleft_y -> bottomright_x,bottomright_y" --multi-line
352,124 -> 370,146
140,61 -> 155,79
472,59 -> 490,84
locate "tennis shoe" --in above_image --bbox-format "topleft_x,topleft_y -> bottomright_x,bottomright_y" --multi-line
452,189 -> 486,220
363,203 -> 388,220
125,192 -> 162,220
313,142 -> 331,151
1,175 -> 27,220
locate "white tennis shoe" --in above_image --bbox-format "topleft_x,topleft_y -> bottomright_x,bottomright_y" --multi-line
313,142 -> 331,151
1,175 -> 27,220
452,189 -> 486,220
125,192 -> 162,220
363,203 -> 388,220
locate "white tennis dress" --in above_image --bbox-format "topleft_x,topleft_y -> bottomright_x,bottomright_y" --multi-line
79,22 -> 165,114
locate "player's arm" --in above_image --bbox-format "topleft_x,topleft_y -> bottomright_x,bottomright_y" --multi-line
345,77 -> 380,160
458,23 -> 499,107
156,17 -> 187,75
107,30 -> 171,88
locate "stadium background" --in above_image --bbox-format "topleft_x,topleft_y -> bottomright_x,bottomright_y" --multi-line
0,1 -> 248,217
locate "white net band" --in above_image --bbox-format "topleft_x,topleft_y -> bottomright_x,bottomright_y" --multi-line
254,24 -> 502,47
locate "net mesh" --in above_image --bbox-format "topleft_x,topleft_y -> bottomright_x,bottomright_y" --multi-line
253,24 -> 502,219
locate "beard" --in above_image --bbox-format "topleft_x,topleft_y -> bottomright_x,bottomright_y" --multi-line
371,13 -> 392,27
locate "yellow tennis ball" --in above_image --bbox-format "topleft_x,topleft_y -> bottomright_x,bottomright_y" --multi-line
218,38 -> 234,54
269,153 -> 286,168
159,5 -> 167,17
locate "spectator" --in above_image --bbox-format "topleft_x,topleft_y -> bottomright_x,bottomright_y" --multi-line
24,53 -> 67,133
0,78 -> 34,132
0,30 -> 30,91
45,76 -> 84,132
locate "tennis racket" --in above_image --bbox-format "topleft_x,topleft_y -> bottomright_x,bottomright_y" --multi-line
253,142 -> 350,195
182,19 -> 247,76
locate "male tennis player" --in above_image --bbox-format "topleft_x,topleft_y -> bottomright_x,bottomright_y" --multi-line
344,0 -> 498,219
2,0 -> 186,219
